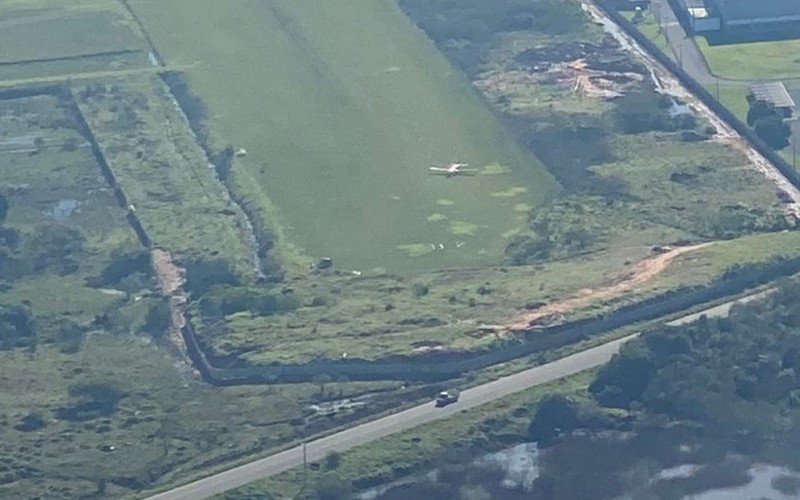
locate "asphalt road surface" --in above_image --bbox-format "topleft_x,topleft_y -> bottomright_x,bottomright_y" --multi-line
651,0 -> 715,84
145,289 -> 769,500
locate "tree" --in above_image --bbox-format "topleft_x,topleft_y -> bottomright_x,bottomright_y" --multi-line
747,99 -> 777,126
754,114 -> 791,150
144,299 -> 172,337
323,451 -> 342,470
528,395 -> 579,444
613,90 -> 674,134
94,250 -> 151,287
747,99 -> 791,150
313,473 -> 352,500
0,193 -> 8,223
0,304 -> 35,350
589,344 -> 656,408
313,374 -> 333,399
27,224 -> 86,275
184,258 -> 239,296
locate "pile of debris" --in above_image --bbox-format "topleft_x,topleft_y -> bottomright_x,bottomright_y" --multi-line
515,40 -> 646,100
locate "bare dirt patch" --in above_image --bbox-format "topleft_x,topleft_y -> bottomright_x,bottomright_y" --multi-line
150,249 -> 192,363
507,244 -> 709,332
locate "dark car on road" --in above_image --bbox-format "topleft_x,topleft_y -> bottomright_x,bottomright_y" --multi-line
435,390 -> 459,407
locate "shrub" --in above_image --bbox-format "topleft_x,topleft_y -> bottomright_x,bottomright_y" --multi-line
0,193 -> 7,223
26,224 -> 86,275
144,299 -> 171,337
411,283 -> 429,297
0,304 -> 35,350
184,259 -> 239,297
92,250 -> 151,287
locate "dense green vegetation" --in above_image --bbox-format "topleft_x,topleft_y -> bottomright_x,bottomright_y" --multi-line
0,92 -> 150,342
520,281 -> 800,498
400,0 -> 791,265
747,99 -> 792,150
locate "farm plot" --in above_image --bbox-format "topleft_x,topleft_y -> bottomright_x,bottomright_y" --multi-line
0,1 -> 151,82
129,0 -> 560,273
75,77 -> 256,277
0,92 -> 141,308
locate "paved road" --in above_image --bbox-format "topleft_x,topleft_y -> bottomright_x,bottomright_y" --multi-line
651,0 -> 715,85
145,289 -> 770,500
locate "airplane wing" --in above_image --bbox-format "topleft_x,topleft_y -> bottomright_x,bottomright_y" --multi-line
429,167 -> 448,172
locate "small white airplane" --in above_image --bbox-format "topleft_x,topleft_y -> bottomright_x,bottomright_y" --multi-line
429,162 -> 477,178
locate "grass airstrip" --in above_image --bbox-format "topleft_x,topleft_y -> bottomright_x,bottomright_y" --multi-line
129,0 -> 559,273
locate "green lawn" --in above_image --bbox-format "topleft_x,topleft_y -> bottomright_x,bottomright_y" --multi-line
129,0 -> 559,273
706,83 -> 750,122
695,36 -> 800,81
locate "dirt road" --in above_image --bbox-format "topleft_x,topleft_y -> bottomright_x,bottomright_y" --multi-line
508,244 -> 707,331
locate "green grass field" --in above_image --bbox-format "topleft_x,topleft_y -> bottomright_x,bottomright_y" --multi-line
695,36 -> 800,81
0,1 -> 151,82
129,0 -> 559,273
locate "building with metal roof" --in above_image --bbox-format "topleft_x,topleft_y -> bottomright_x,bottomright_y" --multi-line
676,0 -> 800,33
748,82 -> 797,118
709,0 -> 800,29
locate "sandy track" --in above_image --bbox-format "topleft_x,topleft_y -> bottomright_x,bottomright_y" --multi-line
508,244 -> 709,331
151,249 -> 190,359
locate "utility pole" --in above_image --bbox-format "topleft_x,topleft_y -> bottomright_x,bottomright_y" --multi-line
716,77 -> 720,101
303,442 -> 308,490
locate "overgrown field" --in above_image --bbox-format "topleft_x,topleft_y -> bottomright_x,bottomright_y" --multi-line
75,77 -> 256,277
176,0 -> 800,366
128,0 -> 560,273
0,92 -> 143,325
0,0 -> 152,82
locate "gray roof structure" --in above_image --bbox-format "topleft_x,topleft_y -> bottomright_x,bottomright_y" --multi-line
749,82 -> 797,109
711,0 -> 800,25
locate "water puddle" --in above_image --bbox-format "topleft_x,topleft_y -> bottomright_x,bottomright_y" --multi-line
48,199 -> 78,220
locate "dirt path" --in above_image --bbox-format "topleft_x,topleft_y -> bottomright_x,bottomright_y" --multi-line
508,244 -> 709,331
151,249 -> 192,361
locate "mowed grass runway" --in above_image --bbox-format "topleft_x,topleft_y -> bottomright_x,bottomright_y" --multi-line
130,0 -> 559,272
